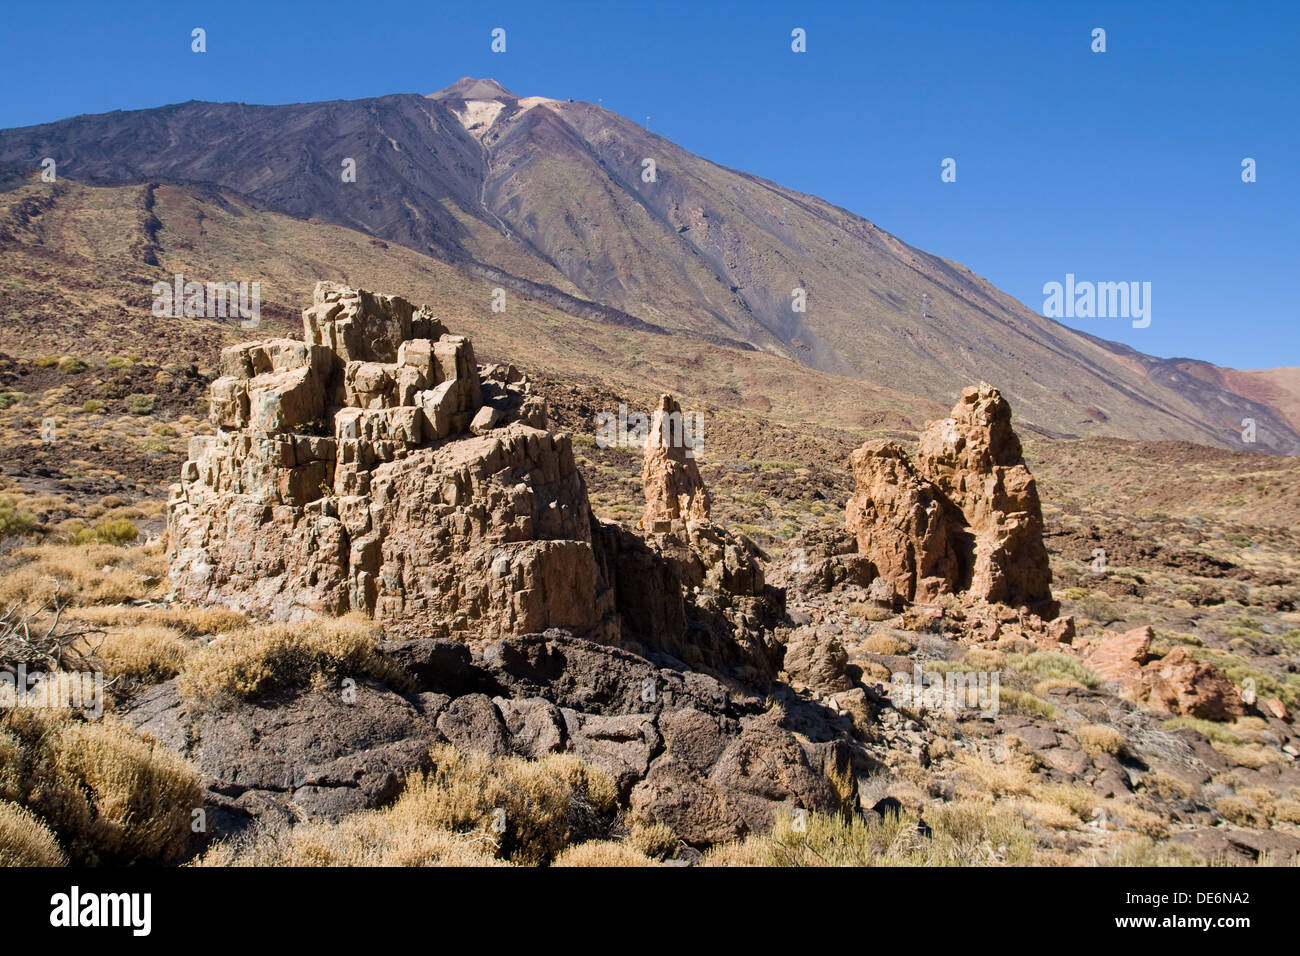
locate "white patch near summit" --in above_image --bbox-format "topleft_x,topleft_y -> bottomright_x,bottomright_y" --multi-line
455,100 -> 506,136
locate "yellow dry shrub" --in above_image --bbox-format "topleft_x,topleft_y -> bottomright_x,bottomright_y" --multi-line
71,604 -> 247,637
1092,834 -> 1206,867
396,745 -> 618,865
0,541 -> 166,608
848,602 -> 893,623
1142,771 -> 1195,802
628,819 -> 678,859
1016,798 -> 1080,830
699,837 -> 772,867
952,747 -> 1036,797
964,647 -> 1006,670
1036,783 -> 1099,821
1273,800 -> 1300,824
99,624 -> 192,682
180,613 -> 410,703
996,688 -> 1059,720
196,817 -> 507,867
1033,678 -> 1087,696
1213,742 -> 1287,769
1104,800 -> 1170,838
862,633 -> 911,655
551,841 -> 659,867
858,661 -> 891,683
0,710 -> 200,864
0,800 -> 67,866
197,744 -> 619,867
1077,724 -> 1127,756
703,802 -> 1036,867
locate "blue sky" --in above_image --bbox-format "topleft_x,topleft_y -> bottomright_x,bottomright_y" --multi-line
2,0 -> 1296,368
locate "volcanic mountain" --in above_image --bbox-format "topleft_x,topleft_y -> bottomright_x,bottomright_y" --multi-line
1,76 -> 1296,453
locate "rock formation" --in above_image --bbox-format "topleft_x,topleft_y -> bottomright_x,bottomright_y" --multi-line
916,384 -> 1053,610
639,393 -> 710,532
169,282 -> 596,638
169,289 -> 779,688
846,383 -> 1055,615
625,394 -> 781,685
845,440 -> 968,603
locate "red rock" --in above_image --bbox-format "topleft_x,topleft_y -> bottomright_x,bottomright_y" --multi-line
1084,625 -> 1153,687
1142,647 -> 1248,720
1262,698 -> 1289,720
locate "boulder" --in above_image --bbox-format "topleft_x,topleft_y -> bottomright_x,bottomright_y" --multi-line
783,626 -> 851,693
1141,647 -> 1247,720
1084,625 -> 1153,687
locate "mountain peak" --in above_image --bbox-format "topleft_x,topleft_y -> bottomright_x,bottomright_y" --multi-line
428,77 -> 516,101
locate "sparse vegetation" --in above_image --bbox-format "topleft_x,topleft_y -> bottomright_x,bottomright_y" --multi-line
180,614 -> 412,703
0,710 -> 201,864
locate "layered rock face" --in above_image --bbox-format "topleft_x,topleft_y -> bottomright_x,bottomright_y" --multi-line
168,283 -> 597,638
846,383 -> 1054,615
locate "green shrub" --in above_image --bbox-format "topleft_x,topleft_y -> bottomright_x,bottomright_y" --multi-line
56,357 -> 88,374
0,497 -> 36,539
72,518 -> 139,546
81,399 -> 106,413
123,393 -> 156,415
1008,652 -> 1101,689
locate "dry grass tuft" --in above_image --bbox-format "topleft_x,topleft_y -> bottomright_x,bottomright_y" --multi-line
99,624 -> 192,682
0,800 -> 67,866
702,801 -> 1036,867
0,541 -> 166,608
179,613 -> 410,703
628,819 -> 679,859
551,840 -> 659,867
0,709 -> 201,864
862,633 -> 911,655
197,744 -> 619,867
1077,724 -> 1127,756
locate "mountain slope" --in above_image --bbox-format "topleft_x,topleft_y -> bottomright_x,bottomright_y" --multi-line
1,78 -> 1295,453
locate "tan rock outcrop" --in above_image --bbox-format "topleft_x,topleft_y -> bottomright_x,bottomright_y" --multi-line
1082,626 -> 1247,719
639,393 -> 710,532
845,384 -> 1054,614
168,283 -> 595,638
845,440 -> 967,603
915,383 -> 1053,610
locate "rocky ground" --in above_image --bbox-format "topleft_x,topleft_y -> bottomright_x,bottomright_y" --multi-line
1,284 -> 1297,867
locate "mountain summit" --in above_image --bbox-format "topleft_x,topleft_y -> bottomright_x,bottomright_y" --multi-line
1,79 -> 1296,452
428,77 -> 517,100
